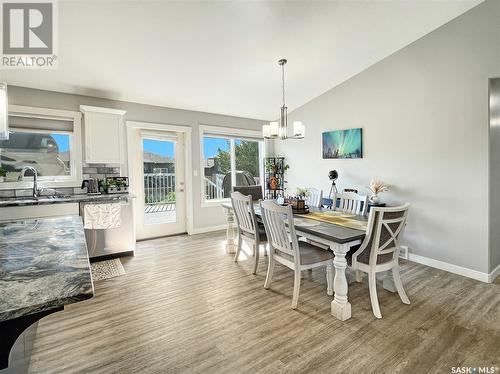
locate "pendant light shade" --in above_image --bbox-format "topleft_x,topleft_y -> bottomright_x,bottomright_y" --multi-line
0,82 -> 8,140
263,59 -> 305,140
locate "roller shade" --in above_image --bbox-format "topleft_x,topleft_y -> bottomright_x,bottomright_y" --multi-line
8,115 -> 74,132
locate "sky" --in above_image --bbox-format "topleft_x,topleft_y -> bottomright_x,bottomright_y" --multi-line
142,139 -> 175,157
203,137 -> 229,159
52,134 -> 70,152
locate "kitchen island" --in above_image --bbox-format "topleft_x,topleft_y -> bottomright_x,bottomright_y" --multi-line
0,193 -> 136,262
0,216 -> 94,373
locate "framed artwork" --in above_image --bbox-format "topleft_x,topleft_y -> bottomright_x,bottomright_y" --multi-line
322,128 -> 363,159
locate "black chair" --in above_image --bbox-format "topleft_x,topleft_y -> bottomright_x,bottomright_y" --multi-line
233,185 -> 263,201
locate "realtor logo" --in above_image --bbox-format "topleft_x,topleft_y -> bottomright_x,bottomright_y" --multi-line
1,0 -> 58,68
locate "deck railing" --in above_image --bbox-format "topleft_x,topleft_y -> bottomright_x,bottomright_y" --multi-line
204,174 -> 224,200
144,173 -> 176,204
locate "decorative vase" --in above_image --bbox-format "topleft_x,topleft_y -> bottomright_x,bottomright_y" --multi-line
370,194 -> 380,204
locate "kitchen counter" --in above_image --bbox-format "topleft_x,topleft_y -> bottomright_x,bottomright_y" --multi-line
0,192 -> 134,208
0,215 -> 94,322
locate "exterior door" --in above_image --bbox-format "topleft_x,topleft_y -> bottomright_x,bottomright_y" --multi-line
132,130 -> 186,240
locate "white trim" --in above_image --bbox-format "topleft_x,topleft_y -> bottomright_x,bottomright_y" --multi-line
80,105 -> 127,116
198,124 -> 261,139
190,224 -> 227,235
127,120 -> 193,134
489,263 -> 500,283
1,105 -> 83,189
201,198 -> 230,208
408,252 -> 494,283
125,120 -> 194,235
10,104 -> 82,121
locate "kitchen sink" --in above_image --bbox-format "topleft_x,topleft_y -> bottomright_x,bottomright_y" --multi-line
0,195 -> 74,206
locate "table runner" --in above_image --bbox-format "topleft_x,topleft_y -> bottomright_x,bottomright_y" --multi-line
296,210 -> 368,231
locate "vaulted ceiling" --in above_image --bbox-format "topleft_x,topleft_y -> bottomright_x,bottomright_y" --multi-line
0,0 -> 483,120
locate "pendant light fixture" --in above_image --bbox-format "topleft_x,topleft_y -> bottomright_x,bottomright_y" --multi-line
0,82 -> 8,140
263,59 -> 305,140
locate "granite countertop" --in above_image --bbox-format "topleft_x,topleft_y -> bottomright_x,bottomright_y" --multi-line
0,216 -> 94,322
0,193 -> 135,208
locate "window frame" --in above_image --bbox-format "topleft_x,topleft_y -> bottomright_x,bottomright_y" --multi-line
0,105 -> 83,190
199,125 -> 265,207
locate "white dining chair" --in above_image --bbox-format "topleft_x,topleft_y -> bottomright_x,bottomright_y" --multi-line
334,192 -> 368,215
305,188 -> 323,208
350,203 -> 411,318
231,191 -> 267,274
260,200 -> 334,309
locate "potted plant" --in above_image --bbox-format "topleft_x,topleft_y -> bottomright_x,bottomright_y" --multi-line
0,167 -> 6,183
295,187 -> 310,199
369,178 -> 389,203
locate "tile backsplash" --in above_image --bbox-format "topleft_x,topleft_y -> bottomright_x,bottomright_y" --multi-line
1,163 -> 122,197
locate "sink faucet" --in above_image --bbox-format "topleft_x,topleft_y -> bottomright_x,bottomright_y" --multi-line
18,166 -> 39,198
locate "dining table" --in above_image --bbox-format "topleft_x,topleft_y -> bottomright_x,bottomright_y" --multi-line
221,202 -> 370,321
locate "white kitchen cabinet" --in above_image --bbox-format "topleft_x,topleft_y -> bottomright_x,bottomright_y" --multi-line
80,105 -> 127,164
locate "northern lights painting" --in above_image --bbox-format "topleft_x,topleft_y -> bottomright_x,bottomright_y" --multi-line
322,128 -> 363,159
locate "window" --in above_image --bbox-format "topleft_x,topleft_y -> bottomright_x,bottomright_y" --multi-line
201,126 -> 264,203
0,106 -> 82,188
0,130 -> 72,181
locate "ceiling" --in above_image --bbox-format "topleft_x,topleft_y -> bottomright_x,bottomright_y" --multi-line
0,0 -> 483,120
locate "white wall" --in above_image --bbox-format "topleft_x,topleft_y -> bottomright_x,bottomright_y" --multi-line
273,0 -> 500,276
7,86 -> 266,232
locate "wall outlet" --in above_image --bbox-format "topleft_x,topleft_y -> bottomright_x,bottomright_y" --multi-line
400,245 -> 409,260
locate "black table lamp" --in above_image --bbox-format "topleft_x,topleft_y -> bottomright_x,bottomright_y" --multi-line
328,170 -> 338,197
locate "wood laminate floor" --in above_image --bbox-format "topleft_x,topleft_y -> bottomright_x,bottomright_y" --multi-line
28,231 -> 499,374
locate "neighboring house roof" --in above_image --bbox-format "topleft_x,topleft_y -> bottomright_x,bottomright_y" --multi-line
143,152 -> 174,164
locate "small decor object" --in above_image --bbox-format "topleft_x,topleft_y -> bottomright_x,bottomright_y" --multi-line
262,59 -> 305,140
264,157 -> 289,199
284,197 -> 309,214
328,170 -> 338,197
104,177 -> 129,194
268,176 -> 279,190
322,128 -> 362,159
369,178 -> 389,203
295,187 -> 310,199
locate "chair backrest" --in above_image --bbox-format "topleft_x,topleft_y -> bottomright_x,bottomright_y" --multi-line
353,204 -> 410,266
305,188 -> 323,208
260,200 -> 299,261
344,188 -> 358,193
230,191 -> 258,236
233,185 -> 263,201
334,192 -> 368,215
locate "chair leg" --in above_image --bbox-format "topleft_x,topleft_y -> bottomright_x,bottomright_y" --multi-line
326,261 -> 334,296
368,271 -> 382,318
252,243 -> 256,256
253,243 -> 260,275
355,270 -> 363,283
264,255 -> 275,289
292,269 -> 301,309
233,234 -> 242,262
392,263 -> 410,304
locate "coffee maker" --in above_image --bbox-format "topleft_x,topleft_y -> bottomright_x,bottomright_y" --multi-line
81,178 -> 100,195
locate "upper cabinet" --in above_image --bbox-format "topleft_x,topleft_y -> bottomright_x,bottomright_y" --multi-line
80,105 -> 127,164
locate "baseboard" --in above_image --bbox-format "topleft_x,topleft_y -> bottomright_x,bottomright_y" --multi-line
190,224 -> 227,235
408,253 -> 493,283
488,263 -> 500,283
